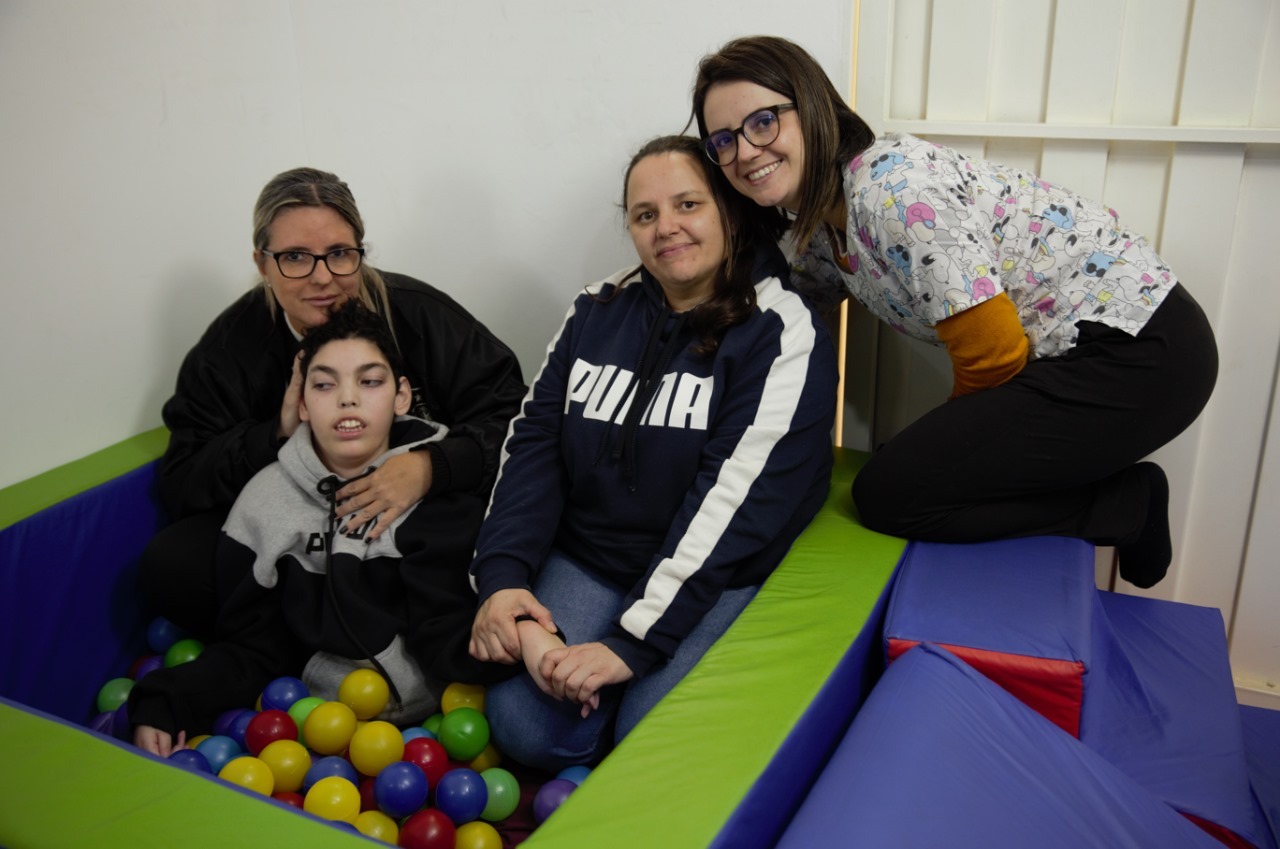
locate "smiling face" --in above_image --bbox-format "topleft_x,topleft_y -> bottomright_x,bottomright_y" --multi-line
255,205 -> 363,335
299,337 -> 411,479
701,80 -> 806,212
625,151 -> 728,311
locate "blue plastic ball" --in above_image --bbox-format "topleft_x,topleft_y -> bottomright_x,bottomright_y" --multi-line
303,755 -> 360,794
556,765 -> 592,786
212,708 -> 251,739
227,709 -> 257,749
261,676 -> 309,713
169,748 -> 214,774
110,702 -> 132,741
373,761 -> 429,818
146,617 -> 185,654
434,768 -> 488,825
194,735 -> 243,774
401,726 -> 430,743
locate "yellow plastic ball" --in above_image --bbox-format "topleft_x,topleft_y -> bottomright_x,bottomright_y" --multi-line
441,682 -> 486,715
257,739 -> 311,794
303,776 -> 361,823
348,720 -> 405,777
455,820 -> 504,849
303,701 -> 358,756
186,734 -> 210,749
337,669 -> 390,720
218,755 -> 275,796
468,742 -> 502,773
355,810 -> 399,844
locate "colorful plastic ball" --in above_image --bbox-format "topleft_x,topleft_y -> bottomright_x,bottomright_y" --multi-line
227,709 -> 257,749
440,682 -> 486,715
110,703 -> 132,740
455,820 -> 503,849
219,755 -> 275,795
372,760 -> 429,819
261,676 -> 309,713
168,748 -> 213,774
304,700 -> 358,755
422,713 -> 443,735
146,616 -> 184,654
435,768 -> 488,825
467,743 -> 502,773
163,637 -> 204,667
403,737 -> 451,787
479,767 -> 520,822
287,696 -> 324,747
556,764 -> 592,786
303,775 -> 361,823
398,808 -> 456,849
212,708 -> 250,739
402,726 -> 430,743
245,709 -> 298,755
303,755 -> 359,793
130,654 -> 164,681
273,791 -> 305,809
96,677 -> 133,714
187,734 -> 210,749
337,669 -> 390,720
348,720 -> 405,777
257,739 -> 311,793
88,711 -> 114,736
533,778 -> 578,824
437,707 -> 489,761
355,809 -> 399,844
195,735 -> 243,774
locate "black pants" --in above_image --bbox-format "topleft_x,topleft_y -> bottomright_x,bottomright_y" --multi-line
852,284 -> 1218,546
138,510 -> 227,638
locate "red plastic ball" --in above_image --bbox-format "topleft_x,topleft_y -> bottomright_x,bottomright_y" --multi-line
273,791 -> 305,809
244,709 -> 298,756
359,776 -> 379,812
398,808 -> 456,849
402,737 -> 450,787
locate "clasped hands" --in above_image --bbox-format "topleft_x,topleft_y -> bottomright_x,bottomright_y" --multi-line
469,588 -> 632,717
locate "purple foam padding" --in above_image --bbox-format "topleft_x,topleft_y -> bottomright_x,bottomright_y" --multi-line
710,565 -> 898,849
1240,705 -> 1280,849
1082,591 -> 1267,848
884,536 -> 1096,733
775,643 -> 1224,849
0,461 -> 165,722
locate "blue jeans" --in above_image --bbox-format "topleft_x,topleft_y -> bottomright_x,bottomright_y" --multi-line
485,550 -> 758,771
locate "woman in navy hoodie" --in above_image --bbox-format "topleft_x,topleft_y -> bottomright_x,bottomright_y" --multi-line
468,135 -> 838,770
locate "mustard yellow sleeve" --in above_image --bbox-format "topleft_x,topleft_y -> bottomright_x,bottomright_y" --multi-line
934,293 -> 1029,398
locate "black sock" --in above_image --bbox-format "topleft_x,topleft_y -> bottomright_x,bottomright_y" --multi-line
1117,463 -> 1171,589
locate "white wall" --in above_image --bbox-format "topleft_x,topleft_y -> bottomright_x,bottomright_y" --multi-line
0,0 -> 853,489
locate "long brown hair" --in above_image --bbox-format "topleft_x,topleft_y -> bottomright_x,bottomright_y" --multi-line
691,36 -> 876,251
619,135 -> 779,355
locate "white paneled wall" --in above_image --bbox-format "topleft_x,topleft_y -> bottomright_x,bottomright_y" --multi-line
848,0 -> 1280,707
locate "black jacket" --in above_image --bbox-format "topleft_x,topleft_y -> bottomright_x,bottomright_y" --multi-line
158,272 -> 526,518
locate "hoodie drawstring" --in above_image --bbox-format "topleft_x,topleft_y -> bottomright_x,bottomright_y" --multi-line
317,474 -> 404,709
612,309 -> 689,490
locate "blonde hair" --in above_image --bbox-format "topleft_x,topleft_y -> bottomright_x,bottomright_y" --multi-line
252,167 -> 391,323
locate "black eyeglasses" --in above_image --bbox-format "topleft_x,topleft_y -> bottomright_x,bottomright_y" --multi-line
262,247 -> 365,279
702,103 -> 796,166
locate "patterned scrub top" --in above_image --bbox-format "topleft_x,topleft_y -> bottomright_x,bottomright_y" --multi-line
791,133 -> 1177,359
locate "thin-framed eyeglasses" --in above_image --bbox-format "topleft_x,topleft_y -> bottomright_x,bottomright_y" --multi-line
702,103 -> 797,166
262,247 -> 365,279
